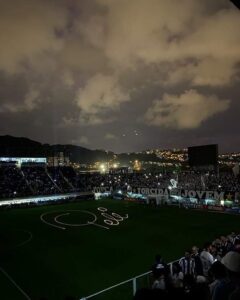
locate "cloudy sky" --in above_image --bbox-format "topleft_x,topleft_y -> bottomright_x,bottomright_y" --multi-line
0,0 -> 239,153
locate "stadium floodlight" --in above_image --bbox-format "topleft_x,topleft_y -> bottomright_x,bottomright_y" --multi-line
100,163 -> 106,173
230,0 -> 240,9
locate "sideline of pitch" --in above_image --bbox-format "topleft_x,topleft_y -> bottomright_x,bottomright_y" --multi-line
0,266 -> 31,300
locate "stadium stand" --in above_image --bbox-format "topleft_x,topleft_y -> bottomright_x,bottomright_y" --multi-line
22,166 -> 59,195
0,166 -> 240,199
0,165 -> 31,198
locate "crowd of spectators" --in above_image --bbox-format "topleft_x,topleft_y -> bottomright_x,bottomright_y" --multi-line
80,171 -> 240,194
47,167 -> 74,193
0,165 -> 76,199
0,166 -> 32,198
135,232 -> 240,300
22,166 -> 59,195
0,165 -> 239,200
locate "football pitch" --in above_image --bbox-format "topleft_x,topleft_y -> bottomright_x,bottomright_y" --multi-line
0,199 -> 239,300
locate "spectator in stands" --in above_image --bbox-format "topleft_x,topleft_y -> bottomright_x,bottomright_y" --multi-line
151,254 -> 167,276
228,232 -> 237,246
233,239 -> 240,253
183,274 -> 210,300
171,261 -> 184,288
192,246 -> 203,276
208,261 -> 227,297
221,251 -> 240,300
219,236 -> 230,257
200,242 -> 215,277
179,250 -> 195,276
183,274 -> 195,297
151,254 -> 169,292
152,267 -> 166,290
213,237 -> 225,258
211,245 -> 222,262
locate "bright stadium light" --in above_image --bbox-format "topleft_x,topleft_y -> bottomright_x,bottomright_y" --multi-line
100,164 -> 106,173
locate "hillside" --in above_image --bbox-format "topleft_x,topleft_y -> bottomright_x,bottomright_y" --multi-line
0,135 -> 114,163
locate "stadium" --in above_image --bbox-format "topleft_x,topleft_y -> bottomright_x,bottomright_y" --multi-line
1,1 -> 240,300
0,143 -> 240,300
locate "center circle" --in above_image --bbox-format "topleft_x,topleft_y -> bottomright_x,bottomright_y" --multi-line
0,229 -> 32,250
54,210 -> 97,227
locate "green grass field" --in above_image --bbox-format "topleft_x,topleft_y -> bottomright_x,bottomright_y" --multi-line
0,199 -> 239,300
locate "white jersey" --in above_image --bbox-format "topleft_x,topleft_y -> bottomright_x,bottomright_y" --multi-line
200,250 -> 214,276
179,257 -> 195,275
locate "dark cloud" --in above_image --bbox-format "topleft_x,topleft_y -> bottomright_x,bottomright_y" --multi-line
0,0 -> 239,153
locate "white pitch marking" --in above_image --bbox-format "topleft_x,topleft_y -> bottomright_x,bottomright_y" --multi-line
40,208 -> 128,231
111,213 -> 124,221
54,210 -> 97,227
40,212 -> 66,230
97,207 -> 129,226
0,266 -> 31,300
87,222 -> 109,230
16,231 -> 33,248
97,207 -> 108,212
54,213 -> 70,224
40,210 -> 104,230
104,219 -> 119,226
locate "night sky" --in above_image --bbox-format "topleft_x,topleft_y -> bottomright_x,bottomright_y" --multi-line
0,0 -> 239,153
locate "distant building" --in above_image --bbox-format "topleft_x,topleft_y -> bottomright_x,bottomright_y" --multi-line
47,152 -> 70,167
109,167 -> 129,174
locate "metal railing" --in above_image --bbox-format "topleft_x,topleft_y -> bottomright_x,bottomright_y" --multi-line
79,259 -> 179,300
